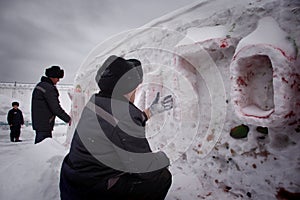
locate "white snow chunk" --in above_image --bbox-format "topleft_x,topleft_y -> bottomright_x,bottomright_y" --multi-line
241,104 -> 274,118
235,16 -> 296,58
175,26 -> 227,47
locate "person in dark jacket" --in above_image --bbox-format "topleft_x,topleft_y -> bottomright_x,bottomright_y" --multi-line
31,66 -> 71,144
60,55 -> 174,200
7,101 -> 24,142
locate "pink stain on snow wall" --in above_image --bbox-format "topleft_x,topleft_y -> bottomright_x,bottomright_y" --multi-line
230,17 -> 298,127
231,45 -> 298,127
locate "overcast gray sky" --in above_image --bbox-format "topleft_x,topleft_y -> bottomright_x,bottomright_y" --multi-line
0,0 -> 198,84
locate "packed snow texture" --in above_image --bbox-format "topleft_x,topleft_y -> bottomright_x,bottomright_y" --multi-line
0,126 -> 67,200
1,0 -> 300,199
231,16 -> 298,127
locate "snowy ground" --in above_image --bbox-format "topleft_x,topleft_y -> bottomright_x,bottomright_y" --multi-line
1,124 -> 299,200
0,125 -> 68,200
0,125 -> 209,200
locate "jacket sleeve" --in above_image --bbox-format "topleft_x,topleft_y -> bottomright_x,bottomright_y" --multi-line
7,110 -> 12,125
20,110 -> 24,125
44,86 -> 71,123
111,115 -> 170,176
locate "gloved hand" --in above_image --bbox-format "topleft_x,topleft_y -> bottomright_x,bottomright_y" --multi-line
149,92 -> 173,116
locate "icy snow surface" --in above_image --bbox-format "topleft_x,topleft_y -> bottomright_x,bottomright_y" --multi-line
175,26 -> 227,47
1,0 -> 300,199
235,16 -> 296,58
0,126 -> 68,200
231,15 -> 298,127
241,105 -> 274,118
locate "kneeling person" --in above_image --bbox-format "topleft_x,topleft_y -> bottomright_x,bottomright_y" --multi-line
60,55 -> 173,200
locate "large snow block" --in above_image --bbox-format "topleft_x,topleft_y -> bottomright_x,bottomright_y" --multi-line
173,37 -> 232,157
230,17 -> 298,127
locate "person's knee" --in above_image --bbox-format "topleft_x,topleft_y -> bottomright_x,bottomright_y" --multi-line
159,168 -> 172,188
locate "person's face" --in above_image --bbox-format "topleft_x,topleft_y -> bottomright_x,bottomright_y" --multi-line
124,89 -> 137,103
129,90 -> 136,103
50,77 -> 60,85
13,105 -> 18,109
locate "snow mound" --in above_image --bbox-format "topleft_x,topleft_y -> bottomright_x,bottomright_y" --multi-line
0,139 -> 67,200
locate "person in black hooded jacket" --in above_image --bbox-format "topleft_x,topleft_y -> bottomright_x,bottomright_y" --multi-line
31,66 -> 71,144
7,101 -> 24,142
60,55 -> 174,200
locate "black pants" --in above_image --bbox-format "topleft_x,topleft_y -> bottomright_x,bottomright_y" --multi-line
35,131 -> 52,144
10,126 -> 21,142
110,169 -> 172,200
60,158 -> 172,200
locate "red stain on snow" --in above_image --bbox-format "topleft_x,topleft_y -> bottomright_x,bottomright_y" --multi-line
237,77 -> 248,87
244,111 -> 273,119
290,73 -> 300,78
246,71 -> 254,81
290,80 -> 297,89
288,120 -> 297,126
284,111 -> 296,119
281,77 -> 289,84
274,47 -> 296,61
219,39 -> 228,48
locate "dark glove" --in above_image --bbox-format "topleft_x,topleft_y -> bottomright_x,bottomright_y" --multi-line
149,92 -> 173,116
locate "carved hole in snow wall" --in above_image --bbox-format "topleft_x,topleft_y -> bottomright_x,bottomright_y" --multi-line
236,54 -> 274,118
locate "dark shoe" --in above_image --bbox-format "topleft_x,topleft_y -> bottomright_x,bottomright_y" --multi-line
15,140 -> 22,142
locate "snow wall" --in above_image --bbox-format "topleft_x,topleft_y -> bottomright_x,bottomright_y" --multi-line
67,0 -> 300,199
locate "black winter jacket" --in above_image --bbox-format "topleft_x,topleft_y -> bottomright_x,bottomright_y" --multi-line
31,76 -> 70,131
7,108 -> 24,129
60,92 -> 170,192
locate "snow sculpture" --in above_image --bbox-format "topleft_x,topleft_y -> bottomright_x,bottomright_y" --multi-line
65,84 -> 85,145
230,17 -> 298,127
174,28 -> 233,157
64,2 -> 300,199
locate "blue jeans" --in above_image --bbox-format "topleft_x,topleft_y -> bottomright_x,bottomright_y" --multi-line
35,131 -> 52,144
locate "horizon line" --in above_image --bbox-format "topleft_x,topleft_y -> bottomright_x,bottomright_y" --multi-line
0,81 -> 73,86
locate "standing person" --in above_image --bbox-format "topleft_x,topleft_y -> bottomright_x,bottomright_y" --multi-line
7,101 -> 24,142
31,66 -> 71,144
60,55 -> 173,200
